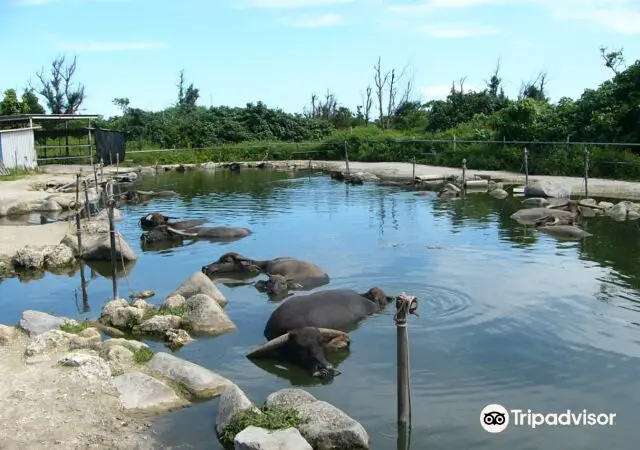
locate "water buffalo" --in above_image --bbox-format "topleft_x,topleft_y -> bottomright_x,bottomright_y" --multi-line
510,207 -> 576,225
534,217 -> 593,240
121,190 -> 178,204
201,252 -> 329,295
437,183 -> 461,199
246,287 -> 398,378
139,212 -> 204,229
142,226 -> 252,244
247,327 -> 350,378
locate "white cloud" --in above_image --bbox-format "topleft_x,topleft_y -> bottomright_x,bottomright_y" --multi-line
58,41 -> 167,52
278,13 -> 344,27
240,0 -> 354,8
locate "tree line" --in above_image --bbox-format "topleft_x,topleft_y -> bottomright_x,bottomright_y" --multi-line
1,48 -> 638,155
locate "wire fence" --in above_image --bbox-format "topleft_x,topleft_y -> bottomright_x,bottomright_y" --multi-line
34,137 -> 640,181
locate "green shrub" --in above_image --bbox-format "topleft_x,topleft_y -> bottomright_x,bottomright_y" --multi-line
219,405 -> 305,448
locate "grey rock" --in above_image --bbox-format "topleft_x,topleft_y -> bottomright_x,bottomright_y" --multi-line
61,231 -> 137,261
100,299 -> 146,329
521,197 -> 549,207
266,388 -> 370,450
95,207 -> 123,222
171,271 -> 228,308
101,338 -> 149,353
182,293 -> 236,334
489,188 -> 508,199
43,244 -> 76,268
161,294 -> 186,310
112,371 -> 188,413
0,324 -> 17,345
147,351 -> 231,399
19,310 -> 77,337
24,329 -> 99,358
57,351 -> 100,367
234,426 -> 312,450
137,315 -> 182,334
165,328 -> 192,349
12,246 -> 46,269
216,383 -> 259,436
608,202 -> 628,221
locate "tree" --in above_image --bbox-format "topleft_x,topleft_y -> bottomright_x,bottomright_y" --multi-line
600,46 -> 625,75
34,55 -> 85,114
21,89 -> 45,114
113,97 -> 130,115
373,57 -> 389,128
0,88 -> 45,115
176,70 -> 199,111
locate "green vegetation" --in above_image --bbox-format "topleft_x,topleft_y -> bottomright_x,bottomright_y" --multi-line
60,321 -> 91,334
2,48 -> 639,178
0,168 -> 40,181
132,347 -> 154,363
219,405 -> 305,448
139,305 -> 187,321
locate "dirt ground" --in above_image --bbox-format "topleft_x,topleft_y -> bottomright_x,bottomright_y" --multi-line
0,332 -> 163,450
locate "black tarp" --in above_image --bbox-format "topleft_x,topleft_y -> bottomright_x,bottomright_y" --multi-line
94,129 -> 126,166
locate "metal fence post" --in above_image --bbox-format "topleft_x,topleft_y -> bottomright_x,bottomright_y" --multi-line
395,293 -> 418,427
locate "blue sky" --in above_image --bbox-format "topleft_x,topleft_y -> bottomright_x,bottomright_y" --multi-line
1,0 -> 639,118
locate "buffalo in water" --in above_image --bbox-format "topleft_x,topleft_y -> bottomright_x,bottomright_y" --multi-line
201,252 -> 330,296
139,212 -> 205,230
246,287 -> 397,378
141,225 -> 252,245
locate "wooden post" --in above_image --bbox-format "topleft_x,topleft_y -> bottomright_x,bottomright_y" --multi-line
107,198 -> 118,300
584,148 -> 589,198
72,201 -> 83,258
453,134 -> 457,152
100,159 -> 104,183
79,260 -> 89,313
395,293 -> 418,428
83,179 -> 91,218
75,171 -> 81,206
462,158 -> 467,187
116,153 -> 120,177
412,156 -> 416,180
343,141 -> 350,175
524,147 -> 529,187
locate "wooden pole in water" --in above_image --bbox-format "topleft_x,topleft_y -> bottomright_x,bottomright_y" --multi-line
461,158 -> 467,187
83,179 -> 91,219
72,201 -> 83,259
584,148 -> 589,198
344,140 -> 350,175
107,198 -> 118,300
79,260 -> 89,313
412,156 -> 416,180
524,147 -> 529,187
75,171 -> 81,206
395,293 -> 418,428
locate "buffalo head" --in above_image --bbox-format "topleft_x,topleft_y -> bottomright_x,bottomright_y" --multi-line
362,287 -> 395,311
247,327 -> 349,378
140,212 -> 170,229
201,252 -> 263,276
254,273 -> 303,296
141,225 -> 198,244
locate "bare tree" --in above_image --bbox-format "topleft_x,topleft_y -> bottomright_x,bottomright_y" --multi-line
599,46 -> 625,75
34,55 -> 85,114
518,71 -> 548,102
397,63 -> 415,105
176,70 -> 199,110
363,85 -> 373,124
373,57 -> 389,128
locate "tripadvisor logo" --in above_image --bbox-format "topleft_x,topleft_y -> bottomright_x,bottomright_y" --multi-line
480,404 -> 617,433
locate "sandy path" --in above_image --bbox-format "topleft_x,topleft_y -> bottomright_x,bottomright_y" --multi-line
0,332 -> 161,450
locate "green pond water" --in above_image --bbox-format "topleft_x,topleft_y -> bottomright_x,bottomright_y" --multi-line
1,169 -> 639,449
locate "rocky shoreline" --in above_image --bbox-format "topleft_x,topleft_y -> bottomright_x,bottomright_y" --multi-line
0,269 -> 371,449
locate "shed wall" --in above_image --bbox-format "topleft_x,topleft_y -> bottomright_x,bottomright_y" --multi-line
0,128 -> 37,169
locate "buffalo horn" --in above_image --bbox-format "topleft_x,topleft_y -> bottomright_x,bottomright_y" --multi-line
166,226 -> 198,237
246,328 -> 348,359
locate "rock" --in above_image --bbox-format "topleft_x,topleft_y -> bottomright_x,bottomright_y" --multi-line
182,293 -> 236,334
95,208 -> 123,222
489,188 -> 508,199
137,315 -> 182,334
598,201 -> 614,210
201,162 -> 217,170
61,231 -> 138,261
161,294 -> 186,310
131,299 -> 155,310
66,352 -> 112,383
12,246 -> 46,269
58,351 -> 99,367
147,351 -> 231,399
171,272 -> 228,308
524,180 -> 570,198
165,328 -> 192,349
234,426 -> 312,450
112,371 -> 188,413
522,197 -> 549,207
100,344 -> 135,374
114,172 -> 138,183
216,383 -> 259,436
608,202 -> 628,221
43,244 -> 76,268
266,388 -> 370,450
0,324 -> 17,345
628,210 -> 640,221
100,299 -> 146,329
101,338 -> 149,353
40,198 -> 63,212
19,310 -> 77,337
24,329 -> 99,358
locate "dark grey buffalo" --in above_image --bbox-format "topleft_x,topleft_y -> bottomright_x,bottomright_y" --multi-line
201,252 -> 330,296
141,225 -> 251,245
246,287 -> 395,378
139,212 -> 204,230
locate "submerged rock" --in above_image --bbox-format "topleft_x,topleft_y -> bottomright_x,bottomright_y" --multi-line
216,383 -> 259,436
146,351 -> 231,399
234,426 -> 312,450
266,388 -> 370,449
489,188 -> 508,199
112,371 -> 188,413
165,328 -> 192,349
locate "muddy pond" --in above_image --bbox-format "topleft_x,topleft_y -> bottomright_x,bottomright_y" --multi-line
1,168 -> 639,449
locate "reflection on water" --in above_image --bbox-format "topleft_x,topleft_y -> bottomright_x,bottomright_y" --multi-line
1,169 -> 639,449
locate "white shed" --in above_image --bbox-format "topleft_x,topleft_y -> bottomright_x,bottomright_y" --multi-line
0,127 -> 38,169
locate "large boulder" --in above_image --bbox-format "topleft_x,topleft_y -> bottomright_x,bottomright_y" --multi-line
216,383 -> 259,436
99,299 -> 146,329
61,231 -> 137,262
112,371 -> 188,413
182,293 -> 236,334
266,388 -> 370,449
24,329 -> 101,359
11,244 -> 76,270
136,315 -> 182,334
146,351 -> 231,399
19,310 -> 77,336
170,272 -> 228,308
234,426 -> 312,450
523,180 -> 570,198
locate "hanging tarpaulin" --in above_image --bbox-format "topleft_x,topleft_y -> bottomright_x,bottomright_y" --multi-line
94,129 -> 126,166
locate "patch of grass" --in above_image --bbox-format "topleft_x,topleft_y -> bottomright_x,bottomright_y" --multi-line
219,405 -> 305,448
60,320 -> 91,334
132,347 -> 154,363
0,168 -> 39,181
141,306 -> 187,322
